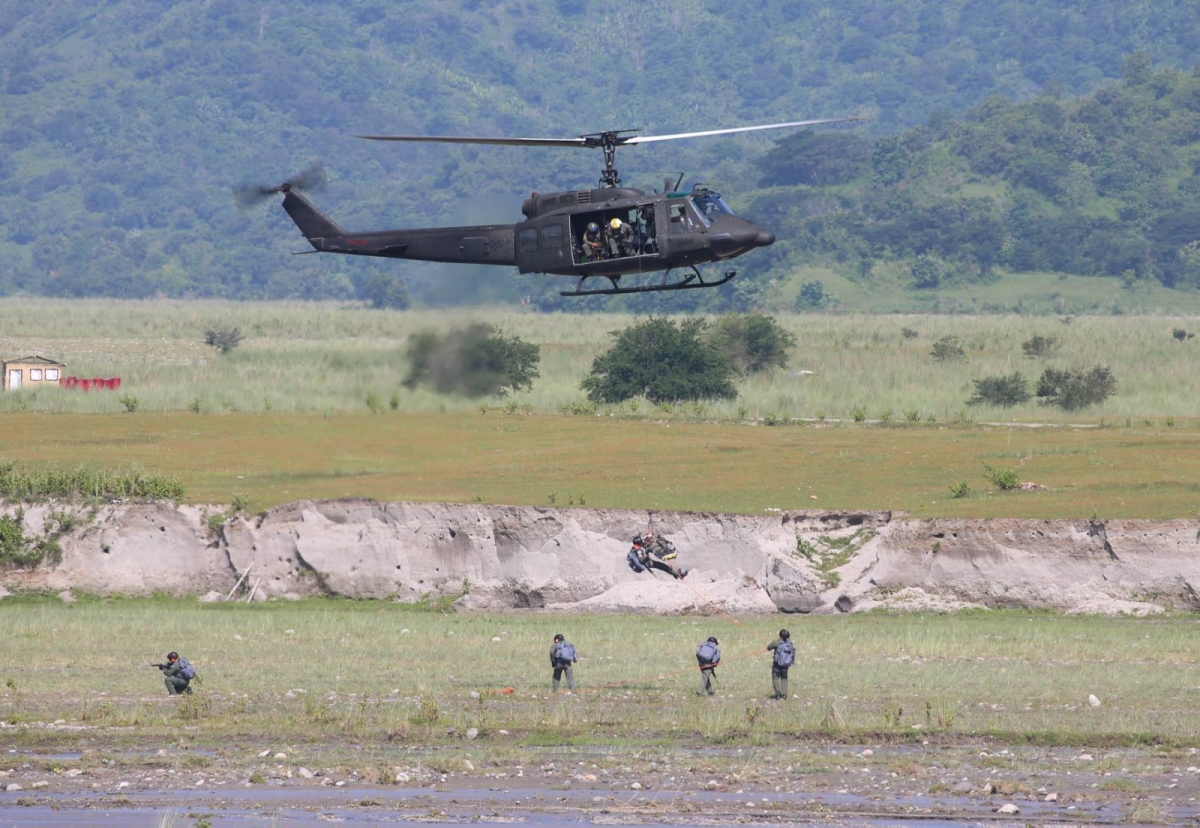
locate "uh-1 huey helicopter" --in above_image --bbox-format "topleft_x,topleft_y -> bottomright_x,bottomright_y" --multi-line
245,117 -> 861,297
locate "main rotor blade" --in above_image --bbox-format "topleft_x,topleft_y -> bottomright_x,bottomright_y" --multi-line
623,117 -> 868,145
357,134 -> 588,147
356,117 -> 867,150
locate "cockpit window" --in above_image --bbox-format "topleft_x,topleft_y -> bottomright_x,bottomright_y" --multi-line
690,192 -> 733,226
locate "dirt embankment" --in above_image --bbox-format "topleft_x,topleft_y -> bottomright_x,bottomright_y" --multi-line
2,500 -> 1198,615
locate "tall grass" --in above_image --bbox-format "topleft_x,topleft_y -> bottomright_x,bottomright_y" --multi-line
0,461 -> 184,501
0,299 -> 1197,422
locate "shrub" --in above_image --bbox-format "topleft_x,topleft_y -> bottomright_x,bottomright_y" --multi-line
909,254 -> 951,289
363,272 -> 410,310
403,324 -> 539,398
0,507 -> 72,569
581,317 -> 736,404
1021,335 -> 1061,358
204,326 -> 243,354
707,313 -> 796,374
930,336 -> 966,362
983,463 -> 1021,491
365,392 -> 385,413
118,394 -> 139,413
1173,327 -> 1195,342
1036,366 -> 1116,410
795,280 -> 835,311
968,372 -> 1030,407
949,480 -> 971,499
901,327 -> 919,340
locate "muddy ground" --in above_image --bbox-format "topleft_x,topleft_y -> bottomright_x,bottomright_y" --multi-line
2,702 -> 1197,826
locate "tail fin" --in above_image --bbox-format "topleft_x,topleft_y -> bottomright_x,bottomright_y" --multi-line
281,190 -> 344,244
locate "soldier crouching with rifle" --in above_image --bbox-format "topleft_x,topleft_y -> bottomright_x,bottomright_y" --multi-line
151,651 -> 196,695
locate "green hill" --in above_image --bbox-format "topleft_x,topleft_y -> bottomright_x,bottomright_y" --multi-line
2,0 -> 1199,308
746,60 -> 1200,314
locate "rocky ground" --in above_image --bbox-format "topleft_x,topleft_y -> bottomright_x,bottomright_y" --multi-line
2,701 -> 1199,826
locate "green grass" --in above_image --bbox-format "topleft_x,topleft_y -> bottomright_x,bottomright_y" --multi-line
1,410 -> 1199,517
2,599 -> 1198,751
1,299 -> 1199,423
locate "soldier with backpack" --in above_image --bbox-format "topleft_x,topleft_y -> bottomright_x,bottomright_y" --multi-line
154,651 -> 196,695
766,629 -> 795,700
695,636 -> 721,696
550,633 -> 577,693
627,534 -> 688,580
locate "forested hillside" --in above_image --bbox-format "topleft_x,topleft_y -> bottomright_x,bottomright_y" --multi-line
742,60 -> 1200,313
2,0 -> 1199,308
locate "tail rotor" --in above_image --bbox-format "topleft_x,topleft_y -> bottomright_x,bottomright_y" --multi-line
234,163 -> 327,209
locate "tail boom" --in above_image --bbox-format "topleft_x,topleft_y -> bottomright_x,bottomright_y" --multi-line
281,191 -> 515,265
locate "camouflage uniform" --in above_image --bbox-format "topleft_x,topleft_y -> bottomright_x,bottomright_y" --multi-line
767,636 -> 791,700
696,638 -> 720,696
162,657 -> 192,695
550,636 -> 576,692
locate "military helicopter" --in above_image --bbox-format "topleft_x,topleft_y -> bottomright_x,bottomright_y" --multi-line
246,118 -> 860,297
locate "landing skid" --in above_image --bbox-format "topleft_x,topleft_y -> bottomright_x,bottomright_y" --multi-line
561,266 -> 736,297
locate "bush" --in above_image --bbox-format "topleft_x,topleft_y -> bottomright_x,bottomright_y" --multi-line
1036,366 -> 1116,410
363,272 -> 410,310
581,317 -> 737,404
204,326 -> 243,354
930,336 -> 966,362
0,507 -> 72,569
118,394 -> 139,413
968,372 -> 1030,407
982,463 -> 1021,491
707,313 -> 796,374
949,480 -> 971,499
1173,327 -> 1195,342
909,254 -> 951,289
795,280 -> 836,311
403,323 -> 539,398
1021,335 -> 1061,358
901,327 -> 919,340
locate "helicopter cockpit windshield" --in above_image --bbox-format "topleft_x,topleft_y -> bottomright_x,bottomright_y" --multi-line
690,191 -> 734,226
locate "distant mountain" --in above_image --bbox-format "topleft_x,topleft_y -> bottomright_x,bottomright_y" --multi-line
2,0 -> 1198,307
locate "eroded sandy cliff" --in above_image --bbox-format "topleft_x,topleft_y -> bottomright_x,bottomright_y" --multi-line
2,500 -> 1197,615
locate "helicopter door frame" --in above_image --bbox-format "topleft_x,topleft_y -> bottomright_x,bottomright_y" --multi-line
515,218 -> 569,274
569,203 -> 663,266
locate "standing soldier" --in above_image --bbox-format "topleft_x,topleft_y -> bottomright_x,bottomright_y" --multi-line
766,629 -> 794,700
550,633 -> 577,693
695,636 -> 720,696
155,652 -> 196,695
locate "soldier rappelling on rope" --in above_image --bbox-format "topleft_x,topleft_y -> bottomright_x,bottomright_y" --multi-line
626,515 -> 689,580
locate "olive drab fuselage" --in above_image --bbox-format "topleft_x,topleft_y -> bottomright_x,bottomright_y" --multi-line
273,117 -> 861,296
280,183 -> 774,295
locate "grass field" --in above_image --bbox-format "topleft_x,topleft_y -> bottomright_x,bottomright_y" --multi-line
1,299 -> 1198,519
1,410 -> 1198,517
3,599 -> 1198,751
1,299 -> 1198,423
